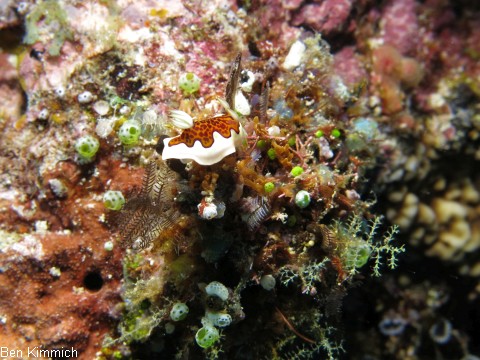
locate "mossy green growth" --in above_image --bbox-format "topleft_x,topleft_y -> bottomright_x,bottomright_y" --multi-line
169,254 -> 196,286
125,253 -> 144,271
120,308 -> 161,342
103,190 -> 125,211
291,166 -> 304,177
345,133 -> 367,152
75,135 -> 100,159
267,148 -> 276,160
195,325 -> 220,348
24,1 -> 73,56
118,120 -> 141,145
288,137 -> 296,147
179,72 -> 201,94
315,130 -> 324,138
264,182 -> 275,193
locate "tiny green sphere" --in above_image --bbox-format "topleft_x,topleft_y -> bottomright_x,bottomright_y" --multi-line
256,139 -> 267,150
291,166 -> 304,177
315,130 -> 324,138
170,302 -> 189,322
179,72 -> 201,94
295,190 -> 311,209
75,135 -> 99,159
195,326 -> 220,349
331,128 -> 341,138
267,148 -> 276,160
345,242 -> 372,270
264,182 -> 275,193
118,120 -> 141,145
103,190 -> 125,210
288,137 -> 296,147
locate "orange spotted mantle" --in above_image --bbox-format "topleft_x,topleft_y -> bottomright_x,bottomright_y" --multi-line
168,115 -> 241,148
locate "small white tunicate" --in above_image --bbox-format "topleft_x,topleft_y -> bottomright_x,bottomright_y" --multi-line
132,238 -> 144,251
215,201 -> 226,218
119,105 -> 131,115
34,220 -> 48,234
267,126 -> 281,137
78,91 -> 93,104
329,75 -> 350,102
142,109 -> 158,124
55,86 -> 66,98
104,241 -> 114,251
429,318 -> 452,344
260,274 -> 276,291
95,117 -> 117,138
225,9 -> 237,25
49,267 -> 61,278
206,311 -> 232,328
345,189 -> 360,200
198,201 -> 218,220
294,190 -> 311,209
170,302 -> 189,321
198,199 -> 226,220
318,137 -> 334,159
379,315 -> 407,336
142,109 -> 162,140
48,178 -> 67,198
17,2 -> 29,14
93,100 -> 110,116
38,108 -> 49,120
240,70 -> 255,93
165,322 -> 175,334
205,281 -> 229,301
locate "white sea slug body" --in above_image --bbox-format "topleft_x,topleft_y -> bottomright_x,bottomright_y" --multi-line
162,112 -> 246,166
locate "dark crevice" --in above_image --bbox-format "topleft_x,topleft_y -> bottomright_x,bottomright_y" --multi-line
83,270 -> 104,291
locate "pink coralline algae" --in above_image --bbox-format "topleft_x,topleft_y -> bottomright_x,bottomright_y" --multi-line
380,0 -> 420,55
333,46 -> 367,88
281,0 -> 304,10
292,0 -> 354,36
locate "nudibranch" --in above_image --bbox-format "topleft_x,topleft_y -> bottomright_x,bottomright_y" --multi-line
162,54 -> 247,166
161,105 -> 247,166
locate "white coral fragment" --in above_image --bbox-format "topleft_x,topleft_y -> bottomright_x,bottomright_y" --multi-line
198,198 -> 226,220
234,90 -> 251,116
283,40 -> 306,70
